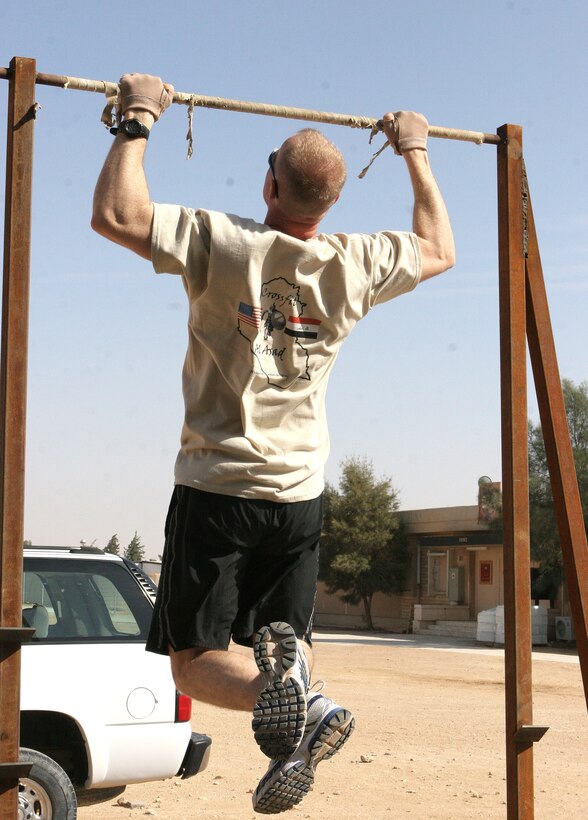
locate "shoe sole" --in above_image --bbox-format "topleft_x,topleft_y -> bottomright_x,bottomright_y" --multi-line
252,622 -> 307,759
252,678 -> 307,759
253,706 -> 355,814
253,622 -> 299,681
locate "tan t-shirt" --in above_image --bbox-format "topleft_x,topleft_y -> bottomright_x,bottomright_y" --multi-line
152,205 -> 421,502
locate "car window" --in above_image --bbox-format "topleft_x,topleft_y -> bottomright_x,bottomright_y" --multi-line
22,558 -> 152,643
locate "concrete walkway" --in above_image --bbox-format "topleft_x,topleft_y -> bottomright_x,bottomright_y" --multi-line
313,628 -> 580,664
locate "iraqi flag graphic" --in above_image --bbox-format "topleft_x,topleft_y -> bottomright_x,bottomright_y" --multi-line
284,315 -> 321,340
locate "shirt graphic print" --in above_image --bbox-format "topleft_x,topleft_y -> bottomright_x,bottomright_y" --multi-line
236,276 -> 322,389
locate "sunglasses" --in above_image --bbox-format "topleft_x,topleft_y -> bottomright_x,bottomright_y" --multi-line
268,149 -> 279,197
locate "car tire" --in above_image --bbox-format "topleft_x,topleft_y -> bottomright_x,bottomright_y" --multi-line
19,747 -> 77,819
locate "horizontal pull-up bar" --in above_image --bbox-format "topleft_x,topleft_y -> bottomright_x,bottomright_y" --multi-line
0,66 -> 501,146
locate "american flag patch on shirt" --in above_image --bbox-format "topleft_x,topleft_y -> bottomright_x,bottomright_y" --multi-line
284,315 -> 321,339
237,302 -> 262,328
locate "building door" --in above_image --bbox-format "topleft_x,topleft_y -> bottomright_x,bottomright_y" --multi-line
427,551 -> 448,597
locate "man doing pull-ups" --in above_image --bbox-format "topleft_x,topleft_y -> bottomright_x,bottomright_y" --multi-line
92,73 -> 454,814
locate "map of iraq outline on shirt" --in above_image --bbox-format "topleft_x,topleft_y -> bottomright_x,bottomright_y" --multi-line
236,276 -> 322,389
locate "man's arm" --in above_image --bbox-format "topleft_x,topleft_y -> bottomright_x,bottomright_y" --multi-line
383,112 -> 455,281
91,74 -> 173,260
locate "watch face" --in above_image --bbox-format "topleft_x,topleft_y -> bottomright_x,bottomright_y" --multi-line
110,120 -> 148,139
124,120 -> 143,137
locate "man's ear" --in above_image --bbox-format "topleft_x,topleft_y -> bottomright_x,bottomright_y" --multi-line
262,173 -> 273,205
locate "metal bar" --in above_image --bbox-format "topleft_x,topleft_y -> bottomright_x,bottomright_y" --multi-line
0,66 -> 501,146
525,181 -> 588,706
0,628 -> 35,646
0,763 -> 32,785
0,55 -> 36,820
513,726 -> 549,744
497,123 -> 535,819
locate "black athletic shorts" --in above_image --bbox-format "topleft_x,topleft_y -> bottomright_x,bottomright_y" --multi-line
146,485 -> 323,655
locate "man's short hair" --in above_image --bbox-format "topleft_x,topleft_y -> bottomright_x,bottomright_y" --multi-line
279,129 -> 347,218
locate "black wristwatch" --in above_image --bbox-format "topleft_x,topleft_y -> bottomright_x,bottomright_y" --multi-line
110,119 -> 150,140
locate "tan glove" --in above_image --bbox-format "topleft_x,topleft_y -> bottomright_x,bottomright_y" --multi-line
118,73 -> 174,120
383,111 -> 429,155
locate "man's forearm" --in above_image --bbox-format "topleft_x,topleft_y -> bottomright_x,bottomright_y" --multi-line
92,140 -> 151,250
380,112 -> 454,281
92,109 -> 155,260
404,150 -> 455,280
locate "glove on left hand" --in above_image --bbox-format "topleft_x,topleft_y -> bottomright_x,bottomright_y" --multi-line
118,73 -> 174,120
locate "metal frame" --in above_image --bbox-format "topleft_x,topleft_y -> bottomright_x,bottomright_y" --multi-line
497,125 -> 588,817
0,56 -> 36,819
0,56 -> 587,819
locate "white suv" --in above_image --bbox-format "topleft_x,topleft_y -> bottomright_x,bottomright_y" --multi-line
19,545 -> 211,819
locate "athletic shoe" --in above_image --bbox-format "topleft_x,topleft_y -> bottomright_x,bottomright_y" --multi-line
252,693 -> 355,814
252,622 -> 311,759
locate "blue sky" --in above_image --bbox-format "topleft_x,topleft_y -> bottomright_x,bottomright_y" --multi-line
2,0 -> 587,556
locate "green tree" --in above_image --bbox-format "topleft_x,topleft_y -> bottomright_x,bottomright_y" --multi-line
319,456 -> 410,630
487,379 -> 588,599
528,378 -> 588,597
124,531 -> 146,563
104,534 -> 120,555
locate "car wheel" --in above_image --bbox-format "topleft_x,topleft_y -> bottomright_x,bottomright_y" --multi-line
18,747 -> 77,820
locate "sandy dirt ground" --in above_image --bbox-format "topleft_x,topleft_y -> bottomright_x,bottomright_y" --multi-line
77,632 -> 587,820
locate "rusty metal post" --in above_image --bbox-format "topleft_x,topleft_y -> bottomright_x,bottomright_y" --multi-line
0,56 -> 36,818
524,179 -> 588,704
497,124 -> 535,819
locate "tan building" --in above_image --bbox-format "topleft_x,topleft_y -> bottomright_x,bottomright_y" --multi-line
314,498 -> 505,639
402,504 -> 503,638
